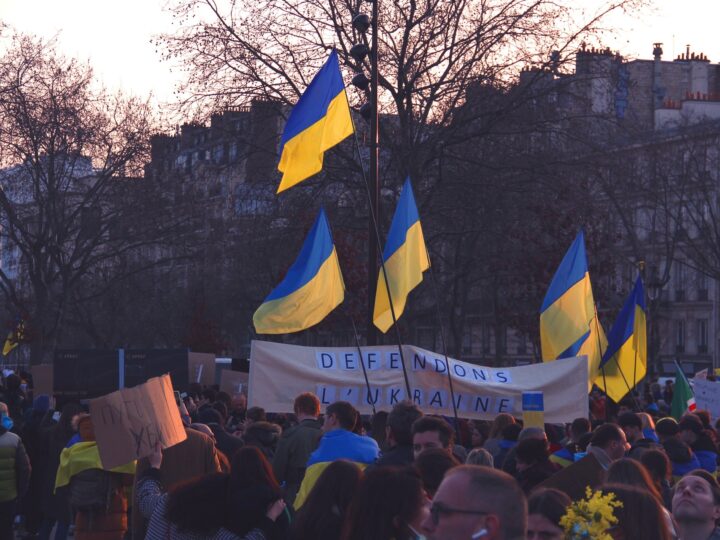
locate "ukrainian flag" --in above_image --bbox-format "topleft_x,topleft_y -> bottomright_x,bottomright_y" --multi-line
596,276 -> 647,402
540,231 -> 606,391
294,429 -> 379,509
253,208 -> 345,334
277,50 -> 354,193
373,178 -> 430,333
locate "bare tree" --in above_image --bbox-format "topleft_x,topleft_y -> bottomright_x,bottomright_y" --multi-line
0,33 -> 186,364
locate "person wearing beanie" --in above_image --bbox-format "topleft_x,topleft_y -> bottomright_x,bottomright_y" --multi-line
679,415 -> 719,474
656,417 -> 680,443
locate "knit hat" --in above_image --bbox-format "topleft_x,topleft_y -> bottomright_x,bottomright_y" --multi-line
33,395 -> 50,414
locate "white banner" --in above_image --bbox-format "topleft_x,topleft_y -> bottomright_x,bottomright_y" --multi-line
694,379 -> 720,420
249,341 -> 588,422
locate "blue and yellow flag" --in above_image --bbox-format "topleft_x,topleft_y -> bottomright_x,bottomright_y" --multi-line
596,276 -> 647,402
540,231 -> 606,391
253,208 -> 345,334
277,50 -> 354,193
373,178 -> 430,333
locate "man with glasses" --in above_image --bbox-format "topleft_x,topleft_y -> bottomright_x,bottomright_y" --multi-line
421,465 -> 527,540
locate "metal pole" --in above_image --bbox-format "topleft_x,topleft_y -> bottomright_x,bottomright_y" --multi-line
367,0 -> 380,346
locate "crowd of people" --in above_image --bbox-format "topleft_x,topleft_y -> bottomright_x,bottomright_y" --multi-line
2,371 -> 720,539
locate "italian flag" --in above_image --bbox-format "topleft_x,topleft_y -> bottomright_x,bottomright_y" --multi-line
671,363 -> 696,420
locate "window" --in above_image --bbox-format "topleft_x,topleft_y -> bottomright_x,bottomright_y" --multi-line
229,143 -> 238,162
517,333 -> 527,355
676,320 -> 685,353
675,261 -> 685,301
417,328 -> 435,351
698,319 -> 708,353
697,271 -> 708,301
497,326 -> 507,356
482,324 -> 491,354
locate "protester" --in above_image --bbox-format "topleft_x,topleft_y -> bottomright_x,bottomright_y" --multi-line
411,416 -> 454,460
657,416 -> 680,443
272,392 -> 323,505
422,465 -> 527,540
466,447 -> 494,467
526,488 -> 570,540
606,458 -> 676,535
502,426 -> 548,476
415,447 -> 460,497
243,421 -> 282,460
513,438 -> 560,494
470,420 -> 490,449
601,483 -> 673,540
227,393 -> 248,433
137,443 -> 286,539
288,460 -> 363,540
132,423 -> 222,539
672,470 -> 720,540
618,412 -> 644,445
342,466 -> 429,540
640,448 -> 673,509
586,423 -> 630,469
38,402 -> 83,540
484,413 -> 516,461
370,410 -> 389,449
678,414 -> 718,474
55,414 -> 135,540
664,436 -> 703,481
376,401 -> 423,467
0,401 -> 30,539
199,407 -> 244,461
638,412 -> 660,442
294,401 -> 379,509
494,423 -> 521,471
549,417 -> 590,468
20,394 -> 53,536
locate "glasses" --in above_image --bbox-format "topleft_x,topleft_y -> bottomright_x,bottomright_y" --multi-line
429,502 -> 489,526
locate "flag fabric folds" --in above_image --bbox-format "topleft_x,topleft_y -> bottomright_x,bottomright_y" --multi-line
540,231 -> 606,391
253,208 -> 345,334
2,319 -> 23,357
596,276 -> 647,402
373,178 -> 430,333
277,50 -> 354,193
671,363 -> 697,420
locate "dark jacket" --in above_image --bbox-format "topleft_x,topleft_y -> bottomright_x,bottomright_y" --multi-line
375,444 -> 414,468
244,422 -> 281,461
515,459 -> 561,494
272,418 -> 322,504
0,427 -> 30,502
209,423 -> 244,461
691,432 -> 718,474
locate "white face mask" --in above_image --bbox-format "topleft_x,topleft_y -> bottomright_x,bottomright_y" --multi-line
471,529 -> 488,539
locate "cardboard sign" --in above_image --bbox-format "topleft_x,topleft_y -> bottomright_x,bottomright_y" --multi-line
220,369 -> 249,395
249,341 -> 589,422
188,352 -> 215,386
89,374 -> 187,469
31,364 -> 54,397
694,379 -> 720,420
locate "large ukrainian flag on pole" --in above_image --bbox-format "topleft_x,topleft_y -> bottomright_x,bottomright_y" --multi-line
373,178 -> 429,333
277,50 -> 354,193
253,208 -> 345,334
540,231 -> 606,391
596,276 -> 647,402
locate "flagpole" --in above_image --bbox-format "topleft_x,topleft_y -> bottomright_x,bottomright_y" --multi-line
426,256 -> 461,440
346,98 -> 412,399
346,311 -> 377,416
594,313 -> 611,422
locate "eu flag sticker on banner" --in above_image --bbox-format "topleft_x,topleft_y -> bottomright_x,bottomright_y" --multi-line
522,391 -> 545,429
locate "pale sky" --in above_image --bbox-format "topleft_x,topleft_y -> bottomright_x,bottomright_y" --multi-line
2,1 -> 720,107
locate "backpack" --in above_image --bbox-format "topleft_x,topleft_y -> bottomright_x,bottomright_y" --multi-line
68,468 -> 114,512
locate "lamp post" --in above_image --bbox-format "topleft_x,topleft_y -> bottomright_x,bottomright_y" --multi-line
350,0 -> 380,345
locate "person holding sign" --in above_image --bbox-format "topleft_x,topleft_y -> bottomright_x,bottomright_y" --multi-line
137,444 -> 287,539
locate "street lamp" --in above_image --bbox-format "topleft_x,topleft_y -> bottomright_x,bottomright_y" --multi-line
350,0 -> 380,345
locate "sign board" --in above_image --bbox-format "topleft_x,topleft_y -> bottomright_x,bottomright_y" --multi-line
522,391 -> 545,429
693,379 -> 720,420
54,350 -> 118,400
89,374 -> 187,469
124,349 -> 189,391
31,364 -> 54,397
249,341 -> 588,422
220,370 -> 249,395
188,352 -> 215,386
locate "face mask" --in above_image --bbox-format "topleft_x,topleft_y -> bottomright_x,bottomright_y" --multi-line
471,529 -> 488,539
408,524 -> 427,540
1,415 -> 13,431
